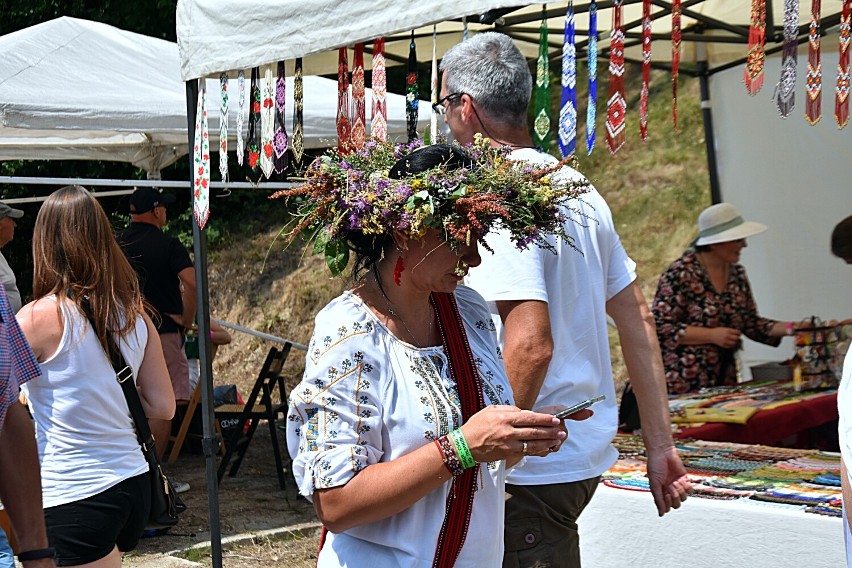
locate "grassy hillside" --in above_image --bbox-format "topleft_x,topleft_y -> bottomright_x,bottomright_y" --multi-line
209,70 -> 710,396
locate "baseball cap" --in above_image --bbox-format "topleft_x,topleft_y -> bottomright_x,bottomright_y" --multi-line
0,203 -> 24,220
129,187 -> 177,214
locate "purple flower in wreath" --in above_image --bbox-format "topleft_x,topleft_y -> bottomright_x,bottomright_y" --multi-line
276,80 -> 286,107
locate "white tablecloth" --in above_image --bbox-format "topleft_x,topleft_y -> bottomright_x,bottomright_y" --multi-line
579,483 -> 845,567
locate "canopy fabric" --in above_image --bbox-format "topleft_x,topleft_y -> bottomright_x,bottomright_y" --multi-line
0,17 -> 429,173
177,0 -> 847,79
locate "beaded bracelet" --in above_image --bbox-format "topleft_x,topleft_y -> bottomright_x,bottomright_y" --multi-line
449,429 -> 476,469
434,436 -> 464,476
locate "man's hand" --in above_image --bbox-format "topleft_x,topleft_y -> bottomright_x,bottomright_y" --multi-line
645,446 -> 692,517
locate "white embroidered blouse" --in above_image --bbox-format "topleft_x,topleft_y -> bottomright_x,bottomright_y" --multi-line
287,285 -> 513,567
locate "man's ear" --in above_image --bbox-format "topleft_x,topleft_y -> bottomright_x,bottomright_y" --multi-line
458,94 -> 477,125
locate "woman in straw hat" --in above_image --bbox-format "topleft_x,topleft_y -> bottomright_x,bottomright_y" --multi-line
652,203 -> 798,394
283,139 -> 591,567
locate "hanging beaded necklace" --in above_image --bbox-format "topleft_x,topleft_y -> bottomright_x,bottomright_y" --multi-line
378,291 -> 434,347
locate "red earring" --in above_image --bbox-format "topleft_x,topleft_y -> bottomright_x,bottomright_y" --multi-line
393,255 -> 405,286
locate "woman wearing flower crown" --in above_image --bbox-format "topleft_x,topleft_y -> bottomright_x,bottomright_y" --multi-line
284,141 -> 589,567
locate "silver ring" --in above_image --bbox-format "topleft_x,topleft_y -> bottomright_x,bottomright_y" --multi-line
522,441 -> 528,455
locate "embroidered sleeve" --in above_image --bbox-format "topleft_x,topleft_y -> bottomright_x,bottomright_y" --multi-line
287,310 -> 385,499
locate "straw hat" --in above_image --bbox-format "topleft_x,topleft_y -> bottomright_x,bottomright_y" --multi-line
694,203 -> 767,246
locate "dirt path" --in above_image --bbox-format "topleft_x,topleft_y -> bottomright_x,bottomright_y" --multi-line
126,426 -> 320,566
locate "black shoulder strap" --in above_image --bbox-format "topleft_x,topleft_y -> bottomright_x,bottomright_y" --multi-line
80,298 -> 153,448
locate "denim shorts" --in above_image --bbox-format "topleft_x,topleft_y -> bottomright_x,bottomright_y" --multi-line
44,473 -> 150,566
0,527 -> 13,568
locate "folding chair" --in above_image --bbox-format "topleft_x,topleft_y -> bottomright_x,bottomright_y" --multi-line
216,343 -> 292,489
166,380 -> 225,465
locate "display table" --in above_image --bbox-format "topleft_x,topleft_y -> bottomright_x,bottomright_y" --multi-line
578,483 -> 844,568
580,436 -> 845,567
674,391 -> 838,446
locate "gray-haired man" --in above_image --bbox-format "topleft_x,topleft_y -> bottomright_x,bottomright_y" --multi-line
442,32 -> 690,567
0,203 -> 24,313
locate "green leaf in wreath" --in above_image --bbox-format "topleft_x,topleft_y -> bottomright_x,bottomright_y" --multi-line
325,238 -> 349,276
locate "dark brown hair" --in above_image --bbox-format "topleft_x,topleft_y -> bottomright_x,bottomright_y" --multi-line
831,215 -> 852,261
32,185 -> 145,351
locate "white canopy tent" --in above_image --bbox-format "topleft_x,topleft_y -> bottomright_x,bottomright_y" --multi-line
176,2 -> 851,562
0,17 -> 429,175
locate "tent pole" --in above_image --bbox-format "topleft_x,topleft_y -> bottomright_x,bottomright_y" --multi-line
185,79 -> 224,568
696,53 -> 721,204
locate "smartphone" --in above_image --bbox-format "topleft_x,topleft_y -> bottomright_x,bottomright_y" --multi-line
552,395 -> 606,419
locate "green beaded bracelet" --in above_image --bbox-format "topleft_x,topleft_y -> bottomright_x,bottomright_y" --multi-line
449,428 -> 476,469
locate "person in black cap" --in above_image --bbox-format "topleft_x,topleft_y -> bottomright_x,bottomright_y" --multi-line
118,188 -> 194,493
0,203 -> 24,313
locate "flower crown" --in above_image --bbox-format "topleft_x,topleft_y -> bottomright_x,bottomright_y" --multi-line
272,134 -> 590,276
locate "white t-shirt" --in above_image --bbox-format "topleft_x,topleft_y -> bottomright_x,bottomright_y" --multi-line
287,286 -> 513,568
465,148 -> 637,485
20,297 -> 149,507
0,252 -> 21,314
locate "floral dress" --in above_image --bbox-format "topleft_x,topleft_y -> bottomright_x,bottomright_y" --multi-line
652,250 -> 780,394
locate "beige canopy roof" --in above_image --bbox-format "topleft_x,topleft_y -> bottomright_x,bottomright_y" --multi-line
178,1 -> 848,79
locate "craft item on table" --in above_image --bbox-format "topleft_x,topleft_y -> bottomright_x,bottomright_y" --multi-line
558,1 -> 577,158
639,0 -> 651,141
811,472 -> 842,486
236,71 -> 246,167
688,485 -> 752,500
405,31 -> 419,142
739,464 -> 821,483
795,318 -> 842,387
606,0 -> 626,154
429,27 -> 438,144
218,73 -> 229,183
351,44 -> 367,151
586,0 -> 598,155
775,0 -> 800,118
729,445 -> 815,462
603,477 -> 651,492
337,47 -> 352,153
370,39 -> 388,141
244,67 -> 262,183
533,6 -> 551,149
807,503 -> 843,516
745,0 -> 767,95
837,0 -> 851,128
683,456 -> 771,475
805,0 -> 823,124
260,64 -> 275,179
670,406 -> 758,424
193,87 -> 210,229
292,58 -> 305,165
703,477 -> 776,492
272,62 -> 289,175
671,0 -> 682,128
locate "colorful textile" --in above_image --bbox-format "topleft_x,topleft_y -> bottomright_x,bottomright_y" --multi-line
805,0 -> 822,124
652,250 -> 782,394
337,47 -> 352,153
640,0 -> 652,141
193,86 -> 210,229
559,1 -> 578,158
236,70 -> 246,166
292,58 -> 305,164
273,61 -> 289,174
533,7 -> 551,149
244,67 -> 262,183
0,287 -> 41,433
837,0 -> 851,128
218,73 -> 229,182
351,44 -> 367,151
260,64 -> 275,178
587,0 -> 598,155
406,32 -> 419,142
672,0 -> 682,128
370,39 -> 388,141
606,0 -> 627,154
431,292 -> 485,568
745,0 -> 767,95
776,0 -> 800,118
